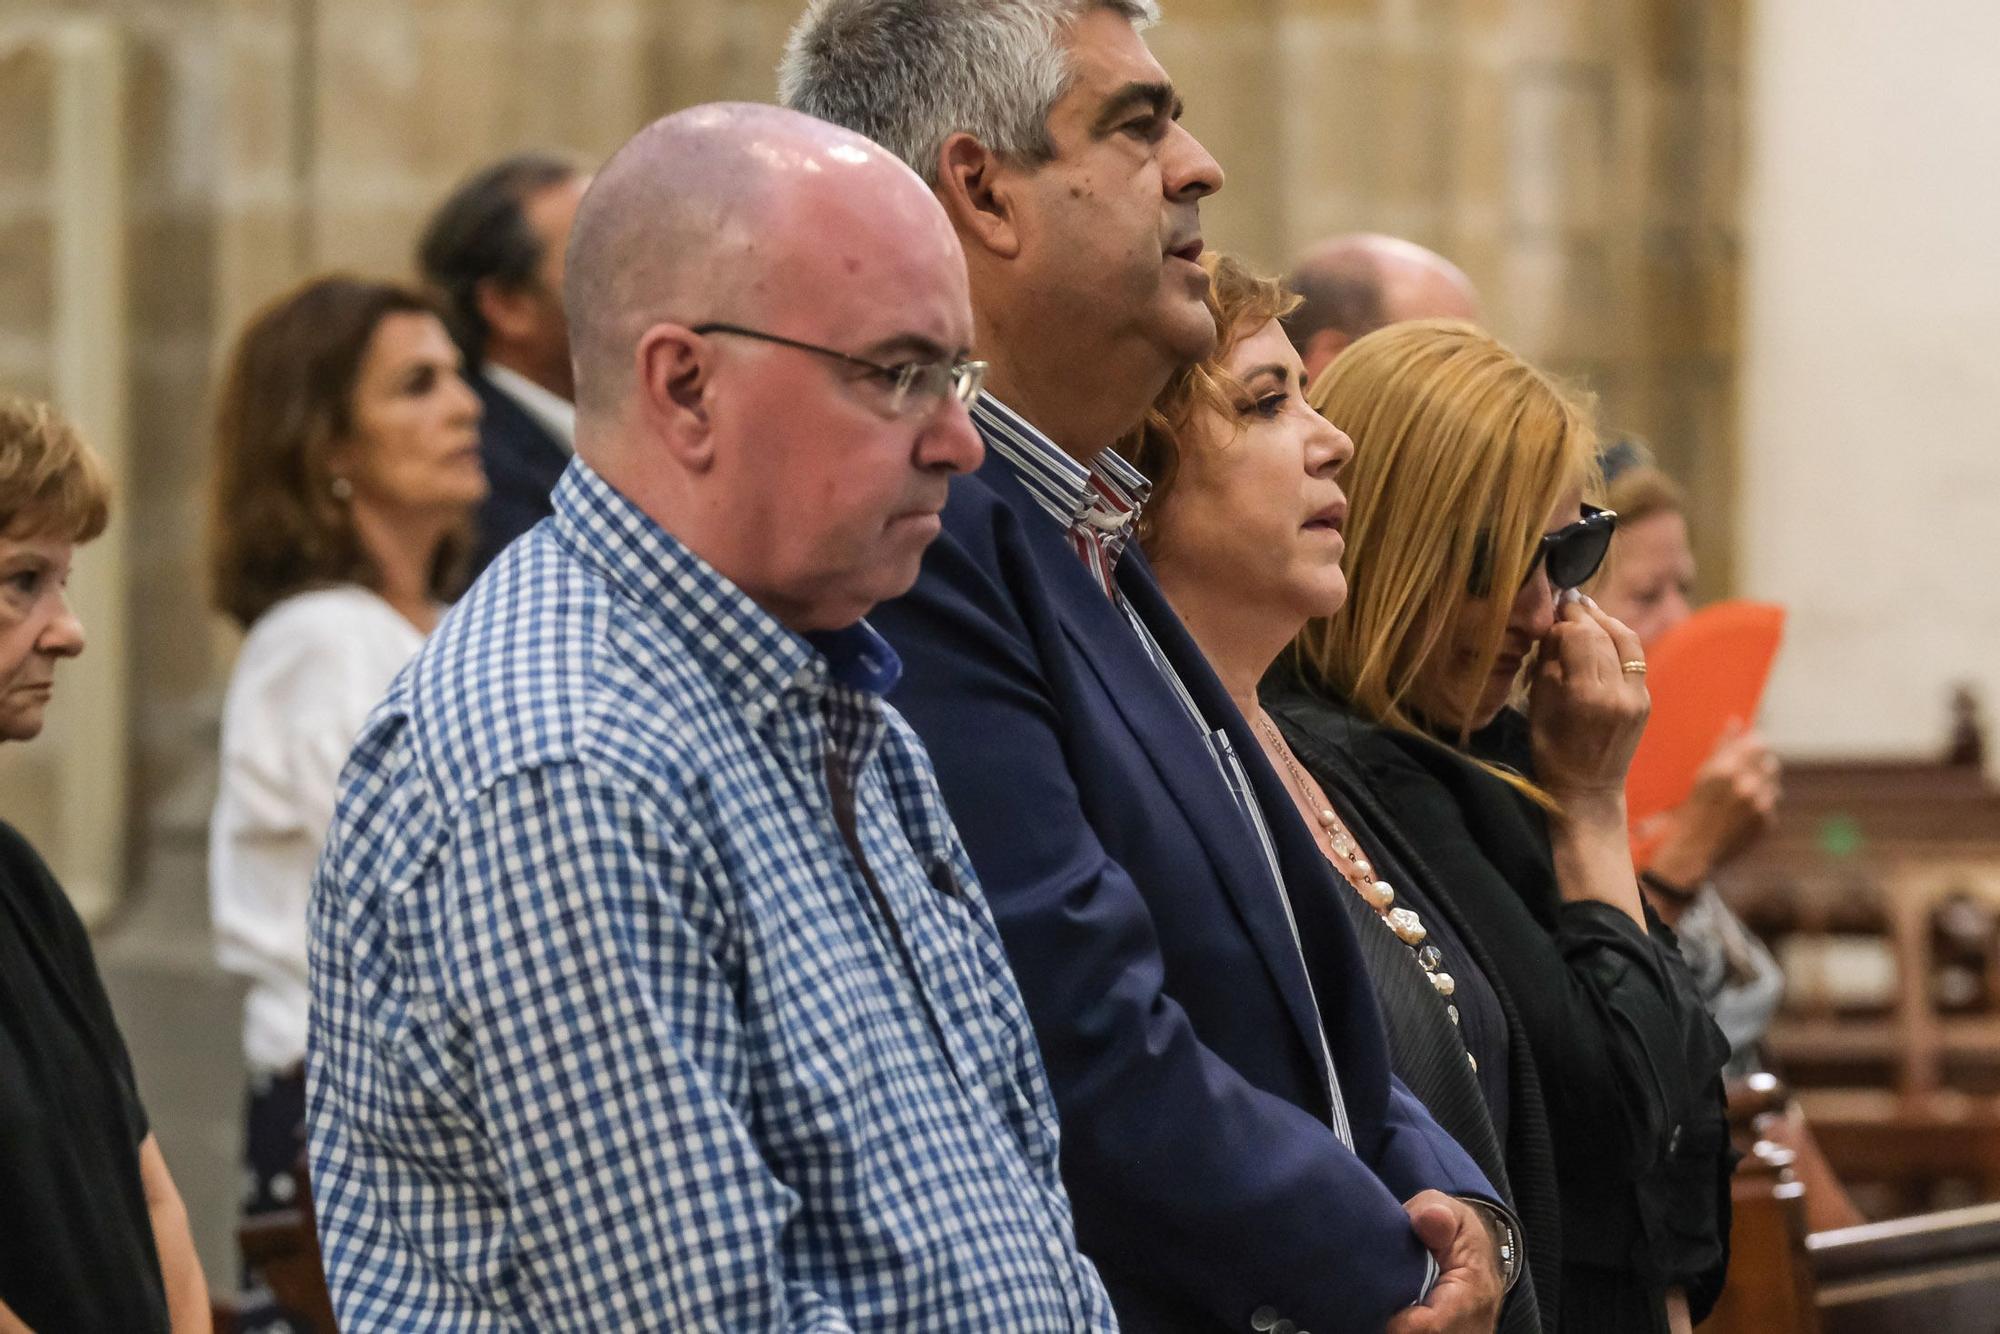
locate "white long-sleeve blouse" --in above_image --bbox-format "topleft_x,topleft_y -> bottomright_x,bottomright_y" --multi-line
209,586 -> 426,1074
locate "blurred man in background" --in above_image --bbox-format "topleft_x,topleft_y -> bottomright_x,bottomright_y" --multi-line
418,151 -> 587,573
1285,232 -> 1481,383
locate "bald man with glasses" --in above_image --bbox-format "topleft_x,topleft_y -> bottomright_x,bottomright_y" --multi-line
305,102 -> 1113,1332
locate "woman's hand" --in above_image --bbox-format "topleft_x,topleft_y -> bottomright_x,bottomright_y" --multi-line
1527,592 -> 1651,810
1530,594 -> 1654,924
1647,721 -> 1780,887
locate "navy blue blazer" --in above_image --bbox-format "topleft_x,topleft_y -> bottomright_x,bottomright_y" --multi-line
869,443 -> 1496,1332
468,371 -> 568,577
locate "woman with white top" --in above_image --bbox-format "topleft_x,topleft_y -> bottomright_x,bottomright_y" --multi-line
206,275 -> 484,1302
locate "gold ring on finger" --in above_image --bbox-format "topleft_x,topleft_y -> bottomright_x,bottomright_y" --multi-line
1620,660 -> 1648,674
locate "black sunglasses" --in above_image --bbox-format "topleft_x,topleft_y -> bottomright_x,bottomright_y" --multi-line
1469,504 -> 1618,597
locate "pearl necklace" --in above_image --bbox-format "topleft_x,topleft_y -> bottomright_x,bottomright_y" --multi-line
1256,714 -> 1473,1060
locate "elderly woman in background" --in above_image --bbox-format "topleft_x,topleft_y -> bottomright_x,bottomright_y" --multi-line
1281,320 -> 1732,1333
206,277 -> 483,1281
1134,255 -> 1552,1333
0,396 -> 208,1331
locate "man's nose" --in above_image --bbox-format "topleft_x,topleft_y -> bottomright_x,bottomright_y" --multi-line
1164,120 -> 1224,202
918,398 -> 985,476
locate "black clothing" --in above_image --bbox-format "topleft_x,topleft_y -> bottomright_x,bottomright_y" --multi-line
0,819 -> 169,1332
467,370 -> 568,577
1267,674 -> 1558,1334
242,1063 -> 308,1220
232,1064 -> 314,1331
1292,696 -> 1734,1331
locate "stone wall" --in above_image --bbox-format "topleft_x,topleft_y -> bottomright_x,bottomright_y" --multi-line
0,0 -> 1745,884
1150,0 -> 1745,594
0,31 -> 63,848
0,4 -> 230,905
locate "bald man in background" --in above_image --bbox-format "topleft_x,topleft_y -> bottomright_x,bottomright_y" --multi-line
306,102 -> 1113,1331
1285,232 -> 1482,383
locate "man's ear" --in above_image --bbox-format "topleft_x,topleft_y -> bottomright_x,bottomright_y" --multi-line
475,276 -> 541,347
935,132 -> 1022,262
634,323 -> 716,470
1304,329 -> 1352,389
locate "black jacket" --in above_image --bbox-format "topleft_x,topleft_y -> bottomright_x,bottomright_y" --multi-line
1264,681 -> 1734,1333
1266,672 -> 1559,1334
468,371 -> 569,577
0,820 -> 169,1332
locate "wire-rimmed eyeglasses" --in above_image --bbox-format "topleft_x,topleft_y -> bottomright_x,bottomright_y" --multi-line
691,322 -> 987,419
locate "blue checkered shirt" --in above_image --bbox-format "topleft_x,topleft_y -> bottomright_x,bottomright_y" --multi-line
305,460 -> 1114,1331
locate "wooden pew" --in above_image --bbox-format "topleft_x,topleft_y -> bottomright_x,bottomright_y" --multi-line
1799,1089 -> 2000,1219
1730,852 -> 2000,1099
1810,1205 -> 2000,1333
1696,758 -> 2000,1327
1700,1135 -> 1821,1334
1699,1132 -> 2000,1333
1703,1075 -> 2000,1332
209,1155 -> 336,1334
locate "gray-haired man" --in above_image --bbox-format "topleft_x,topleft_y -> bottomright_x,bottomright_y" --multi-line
784,5 -> 1514,1332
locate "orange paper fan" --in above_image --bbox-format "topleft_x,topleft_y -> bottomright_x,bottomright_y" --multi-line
1625,600 -> 1786,867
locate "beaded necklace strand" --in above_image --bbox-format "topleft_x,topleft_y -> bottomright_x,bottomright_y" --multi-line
1255,713 -> 1474,1069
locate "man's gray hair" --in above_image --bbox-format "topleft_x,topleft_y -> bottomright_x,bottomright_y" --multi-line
778,0 -> 1160,188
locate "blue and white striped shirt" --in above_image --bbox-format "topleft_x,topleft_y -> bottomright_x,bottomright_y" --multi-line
306,460 -> 1113,1331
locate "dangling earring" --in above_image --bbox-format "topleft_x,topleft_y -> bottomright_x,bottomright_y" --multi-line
329,475 -> 353,502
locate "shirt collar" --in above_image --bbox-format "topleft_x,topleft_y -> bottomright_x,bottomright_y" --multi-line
483,363 -> 577,453
804,623 -> 903,696
548,460 -> 900,731
971,395 -> 1152,537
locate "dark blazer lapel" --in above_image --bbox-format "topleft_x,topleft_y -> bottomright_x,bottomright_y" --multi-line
473,373 -> 569,485
1120,563 -> 1400,1091
976,461 -> 1338,1100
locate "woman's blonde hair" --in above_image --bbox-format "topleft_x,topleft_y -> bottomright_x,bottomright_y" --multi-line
1127,251 -> 1299,545
1292,318 -> 1599,785
0,395 -> 111,542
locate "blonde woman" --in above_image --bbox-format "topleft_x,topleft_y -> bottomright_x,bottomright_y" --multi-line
1276,321 -> 1732,1333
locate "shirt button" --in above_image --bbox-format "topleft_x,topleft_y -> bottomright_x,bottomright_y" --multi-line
1250,1307 -> 1278,1331
1273,1320 -> 1298,1334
